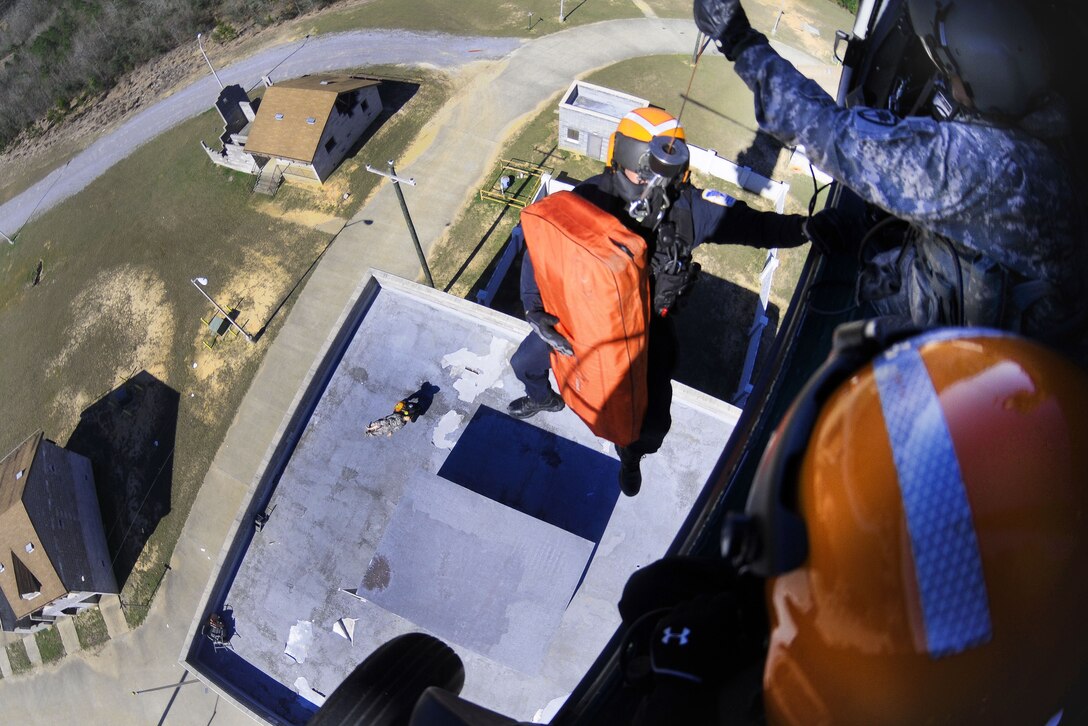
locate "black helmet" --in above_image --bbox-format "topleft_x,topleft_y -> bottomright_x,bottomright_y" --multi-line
907,0 -> 1051,118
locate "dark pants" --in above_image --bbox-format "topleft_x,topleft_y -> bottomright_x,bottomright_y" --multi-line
510,315 -> 677,456
510,331 -> 555,402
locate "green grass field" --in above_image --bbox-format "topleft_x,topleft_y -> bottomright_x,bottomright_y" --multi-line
34,627 -> 66,664
307,0 -> 642,37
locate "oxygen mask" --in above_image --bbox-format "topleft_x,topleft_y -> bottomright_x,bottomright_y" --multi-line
622,136 -> 690,228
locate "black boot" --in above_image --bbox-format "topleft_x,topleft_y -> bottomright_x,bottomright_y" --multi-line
507,390 -> 565,419
616,446 -> 644,497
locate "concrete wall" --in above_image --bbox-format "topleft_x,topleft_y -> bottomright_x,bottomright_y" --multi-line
312,85 -> 383,182
202,141 -> 260,175
558,108 -> 622,162
688,145 -> 790,213
557,81 -> 647,162
282,164 -> 321,184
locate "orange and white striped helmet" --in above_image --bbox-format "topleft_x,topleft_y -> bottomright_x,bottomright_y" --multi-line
607,107 -> 687,178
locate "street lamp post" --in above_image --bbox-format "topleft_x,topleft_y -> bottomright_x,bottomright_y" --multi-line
0,229 -> 12,245
364,161 -> 435,288
190,277 -> 254,342
197,33 -> 225,90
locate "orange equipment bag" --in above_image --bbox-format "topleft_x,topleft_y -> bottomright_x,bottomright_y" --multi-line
520,190 -> 650,446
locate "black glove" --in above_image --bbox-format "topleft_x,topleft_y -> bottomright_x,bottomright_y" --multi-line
803,207 -> 854,257
649,592 -> 743,685
694,0 -> 766,61
526,310 -> 573,356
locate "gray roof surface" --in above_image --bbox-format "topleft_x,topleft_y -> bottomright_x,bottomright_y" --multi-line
213,273 -> 740,721
564,81 -> 646,119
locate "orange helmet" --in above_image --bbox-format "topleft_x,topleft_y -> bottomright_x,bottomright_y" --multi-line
607,107 -> 688,180
724,322 -> 1088,725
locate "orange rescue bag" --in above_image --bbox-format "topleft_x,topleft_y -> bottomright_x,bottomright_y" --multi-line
520,190 -> 650,446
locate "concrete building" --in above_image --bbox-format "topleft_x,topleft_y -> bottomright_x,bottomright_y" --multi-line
183,272 -> 740,724
0,433 -> 117,632
557,80 -> 647,162
244,74 -> 382,186
202,74 -> 383,189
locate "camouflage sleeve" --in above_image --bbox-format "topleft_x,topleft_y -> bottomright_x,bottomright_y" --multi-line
731,41 -> 996,224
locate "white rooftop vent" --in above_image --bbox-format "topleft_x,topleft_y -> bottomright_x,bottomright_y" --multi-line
275,113 -> 284,120
25,542 -> 34,553
15,469 -> 24,480
306,117 -> 316,124
320,80 -> 330,85
0,564 -> 5,573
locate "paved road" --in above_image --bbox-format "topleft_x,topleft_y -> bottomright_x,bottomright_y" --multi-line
0,17 -> 703,725
0,30 -> 522,237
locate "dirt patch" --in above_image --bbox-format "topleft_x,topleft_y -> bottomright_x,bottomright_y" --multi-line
48,266 -> 175,432
256,201 -> 348,231
187,242 -> 323,423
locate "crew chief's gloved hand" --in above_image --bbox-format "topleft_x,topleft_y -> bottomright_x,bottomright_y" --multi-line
527,310 -> 574,356
803,207 -> 855,257
694,0 -> 767,61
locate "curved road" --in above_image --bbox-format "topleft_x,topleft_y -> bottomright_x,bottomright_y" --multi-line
0,30 -> 523,236
0,17 -> 700,725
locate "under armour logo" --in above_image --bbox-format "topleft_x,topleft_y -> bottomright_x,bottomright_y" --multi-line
660,627 -> 691,646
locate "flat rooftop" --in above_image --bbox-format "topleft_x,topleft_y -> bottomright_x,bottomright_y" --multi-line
186,272 -> 740,724
562,81 -> 646,119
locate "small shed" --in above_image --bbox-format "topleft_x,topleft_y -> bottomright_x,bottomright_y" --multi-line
0,433 -> 117,632
557,81 -> 648,162
244,74 -> 383,184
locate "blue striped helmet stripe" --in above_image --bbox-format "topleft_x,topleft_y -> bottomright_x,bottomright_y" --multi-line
873,332 -> 999,658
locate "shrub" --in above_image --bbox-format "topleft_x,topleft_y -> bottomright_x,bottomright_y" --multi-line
212,21 -> 238,42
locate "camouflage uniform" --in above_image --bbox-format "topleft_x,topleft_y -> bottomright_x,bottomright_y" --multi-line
733,40 -> 1085,350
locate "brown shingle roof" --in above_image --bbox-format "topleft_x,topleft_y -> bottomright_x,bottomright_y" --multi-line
244,75 -> 379,164
0,433 -> 66,621
0,432 -> 40,515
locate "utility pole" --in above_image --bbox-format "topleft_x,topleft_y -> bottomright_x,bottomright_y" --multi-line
560,0 -> 565,21
365,161 -> 435,288
197,33 -> 225,90
528,11 -> 533,30
772,9 -> 784,35
0,229 -> 12,245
